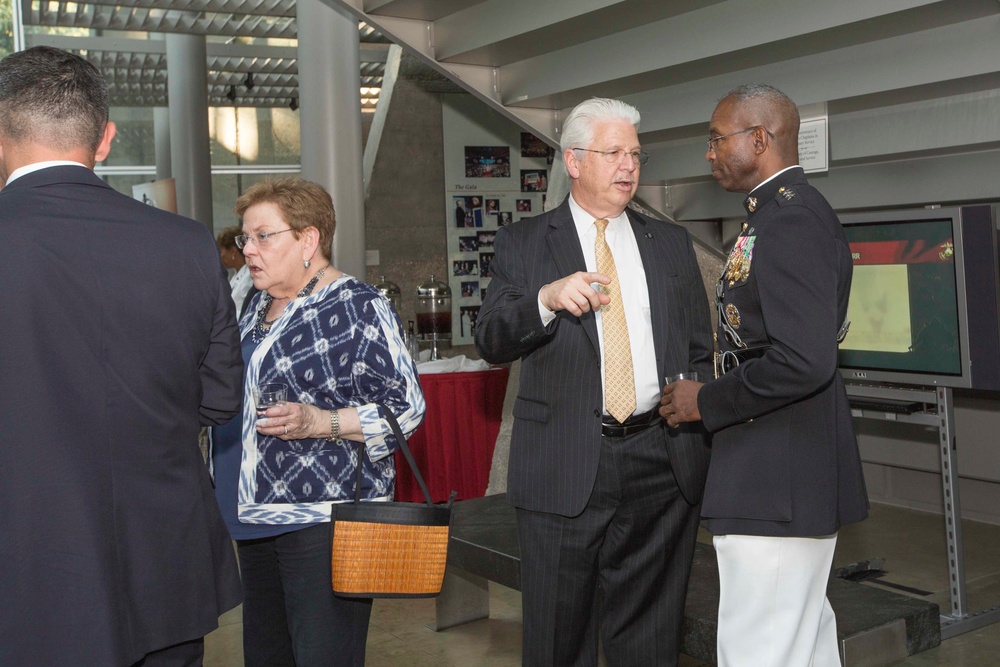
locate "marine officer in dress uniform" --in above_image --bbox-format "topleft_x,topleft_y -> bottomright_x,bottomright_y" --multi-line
659,83 -> 870,667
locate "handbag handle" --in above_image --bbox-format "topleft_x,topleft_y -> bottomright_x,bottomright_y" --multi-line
350,404 -> 440,508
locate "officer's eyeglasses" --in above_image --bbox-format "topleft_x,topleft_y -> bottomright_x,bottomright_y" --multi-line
706,126 -> 775,152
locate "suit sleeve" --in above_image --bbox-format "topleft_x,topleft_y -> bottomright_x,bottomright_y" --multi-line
475,225 -> 555,364
199,259 -> 244,425
698,205 -> 842,431
682,232 -> 715,380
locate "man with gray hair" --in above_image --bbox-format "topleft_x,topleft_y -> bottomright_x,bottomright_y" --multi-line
0,46 -> 243,666
476,97 -> 713,666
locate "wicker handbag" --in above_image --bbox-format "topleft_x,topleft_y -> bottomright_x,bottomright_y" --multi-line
330,405 -> 454,598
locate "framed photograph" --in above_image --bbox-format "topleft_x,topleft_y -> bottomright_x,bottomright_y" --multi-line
453,195 -> 481,227
458,235 -> 479,252
479,252 -> 495,278
461,281 -> 479,298
516,199 -> 531,212
452,259 -> 479,277
464,146 -> 511,178
477,230 -> 496,248
459,306 -> 481,337
498,211 -> 513,227
520,132 -> 554,160
521,169 -> 548,192
485,198 -> 500,215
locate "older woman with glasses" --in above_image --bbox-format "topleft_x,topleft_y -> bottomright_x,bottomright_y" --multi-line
210,177 -> 424,667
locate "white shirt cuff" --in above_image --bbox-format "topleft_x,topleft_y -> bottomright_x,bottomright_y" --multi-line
538,292 -> 557,327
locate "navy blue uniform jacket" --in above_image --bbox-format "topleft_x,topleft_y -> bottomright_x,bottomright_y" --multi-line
697,167 -> 869,537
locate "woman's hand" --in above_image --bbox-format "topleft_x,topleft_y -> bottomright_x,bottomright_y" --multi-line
256,403 -> 363,441
256,402 -> 326,440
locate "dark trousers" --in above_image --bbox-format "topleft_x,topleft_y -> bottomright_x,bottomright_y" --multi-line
516,425 -> 701,667
237,523 -> 373,667
131,639 -> 204,667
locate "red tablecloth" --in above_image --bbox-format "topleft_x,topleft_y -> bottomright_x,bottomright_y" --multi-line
394,368 -> 509,503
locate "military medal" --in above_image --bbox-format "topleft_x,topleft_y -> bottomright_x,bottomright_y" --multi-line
779,186 -> 795,201
725,303 -> 741,328
723,234 -> 756,286
746,196 -> 757,212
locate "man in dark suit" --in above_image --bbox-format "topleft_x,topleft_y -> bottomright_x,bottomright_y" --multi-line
476,97 -> 713,667
660,84 -> 869,666
0,46 -> 243,666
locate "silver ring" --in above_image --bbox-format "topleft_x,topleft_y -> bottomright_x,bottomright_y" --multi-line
284,425 -> 288,435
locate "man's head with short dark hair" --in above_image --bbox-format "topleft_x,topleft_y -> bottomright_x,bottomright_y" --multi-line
0,46 -> 110,155
718,83 -> 800,165
707,83 -> 801,193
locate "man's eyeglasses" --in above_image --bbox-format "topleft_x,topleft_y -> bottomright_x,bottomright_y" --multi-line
235,228 -> 295,249
706,126 -> 775,152
572,147 -> 650,165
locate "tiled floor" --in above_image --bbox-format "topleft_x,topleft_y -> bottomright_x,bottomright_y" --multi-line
205,502 -> 1000,666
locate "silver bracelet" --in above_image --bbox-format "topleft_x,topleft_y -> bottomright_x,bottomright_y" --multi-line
327,409 -> 341,442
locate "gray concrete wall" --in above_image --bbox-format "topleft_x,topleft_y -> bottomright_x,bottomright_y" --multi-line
364,55 -> 449,338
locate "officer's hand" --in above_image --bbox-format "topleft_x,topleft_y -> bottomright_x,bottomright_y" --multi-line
659,380 -> 703,427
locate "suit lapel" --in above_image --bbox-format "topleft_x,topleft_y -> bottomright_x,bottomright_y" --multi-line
546,200 -> 600,355
628,209 -> 672,378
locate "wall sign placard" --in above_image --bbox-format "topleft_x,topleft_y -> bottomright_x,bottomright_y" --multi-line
799,116 -> 829,174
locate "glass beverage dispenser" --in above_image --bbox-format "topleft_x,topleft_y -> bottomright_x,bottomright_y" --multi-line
374,275 -> 402,315
415,275 -> 452,361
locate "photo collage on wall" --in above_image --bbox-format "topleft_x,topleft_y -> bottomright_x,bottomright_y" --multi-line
445,130 -> 555,344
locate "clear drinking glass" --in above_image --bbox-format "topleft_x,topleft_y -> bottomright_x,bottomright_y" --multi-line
665,372 -> 699,384
254,382 -> 288,417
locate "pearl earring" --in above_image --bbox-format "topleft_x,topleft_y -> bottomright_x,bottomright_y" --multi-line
304,259 -> 311,269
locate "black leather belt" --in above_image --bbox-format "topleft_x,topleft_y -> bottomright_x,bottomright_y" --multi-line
601,408 -> 661,438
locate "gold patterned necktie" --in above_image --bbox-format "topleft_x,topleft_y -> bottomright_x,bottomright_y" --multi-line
595,218 -> 637,423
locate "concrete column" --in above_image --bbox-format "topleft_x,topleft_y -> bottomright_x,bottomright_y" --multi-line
296,0 -> 366,279
165,34 -> 213,228
153,106 -> 172,181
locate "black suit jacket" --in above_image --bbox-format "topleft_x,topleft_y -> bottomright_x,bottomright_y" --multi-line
698,167 -> 870,537
0,166 -> 243,665
475,198 -> 713,517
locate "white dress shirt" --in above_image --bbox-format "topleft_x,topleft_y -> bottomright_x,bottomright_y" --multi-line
6,160 -> 88,185
229,265 -> 253,315
538,194 -> 660,416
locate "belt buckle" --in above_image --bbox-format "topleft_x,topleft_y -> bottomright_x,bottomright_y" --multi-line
715,349 -> 741,377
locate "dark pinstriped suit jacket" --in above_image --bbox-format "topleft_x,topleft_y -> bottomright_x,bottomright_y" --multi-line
475,198 -> 713,517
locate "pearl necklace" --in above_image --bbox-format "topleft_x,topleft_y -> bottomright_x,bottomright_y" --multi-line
252,267 -> 327,343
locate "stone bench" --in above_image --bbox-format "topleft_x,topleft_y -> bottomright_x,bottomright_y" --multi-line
435,494 -> 941,666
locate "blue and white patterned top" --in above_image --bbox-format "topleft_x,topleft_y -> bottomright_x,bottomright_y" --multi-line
237,274 -> 425,525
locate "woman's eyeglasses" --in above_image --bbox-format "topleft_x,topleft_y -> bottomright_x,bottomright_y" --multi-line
234,228 -> 295,249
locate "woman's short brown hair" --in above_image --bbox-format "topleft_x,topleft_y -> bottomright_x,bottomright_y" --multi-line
234,178 -> 336,261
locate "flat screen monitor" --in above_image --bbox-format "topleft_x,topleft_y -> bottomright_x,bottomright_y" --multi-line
837,205 -> 1000,390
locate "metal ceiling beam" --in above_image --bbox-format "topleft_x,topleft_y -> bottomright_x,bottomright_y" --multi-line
23,1 -> 299,38
327,0 -> 563,146
77,0 -> 297,18
433,0 -> 722,67
627,13 -> 1000,141
25,33 -> 388,62
364,0 -> 485,21
25,32 -> 387,107
496,0 -> 962,108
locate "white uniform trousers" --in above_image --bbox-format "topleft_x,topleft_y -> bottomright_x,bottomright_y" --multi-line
714,533 -> 841,667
